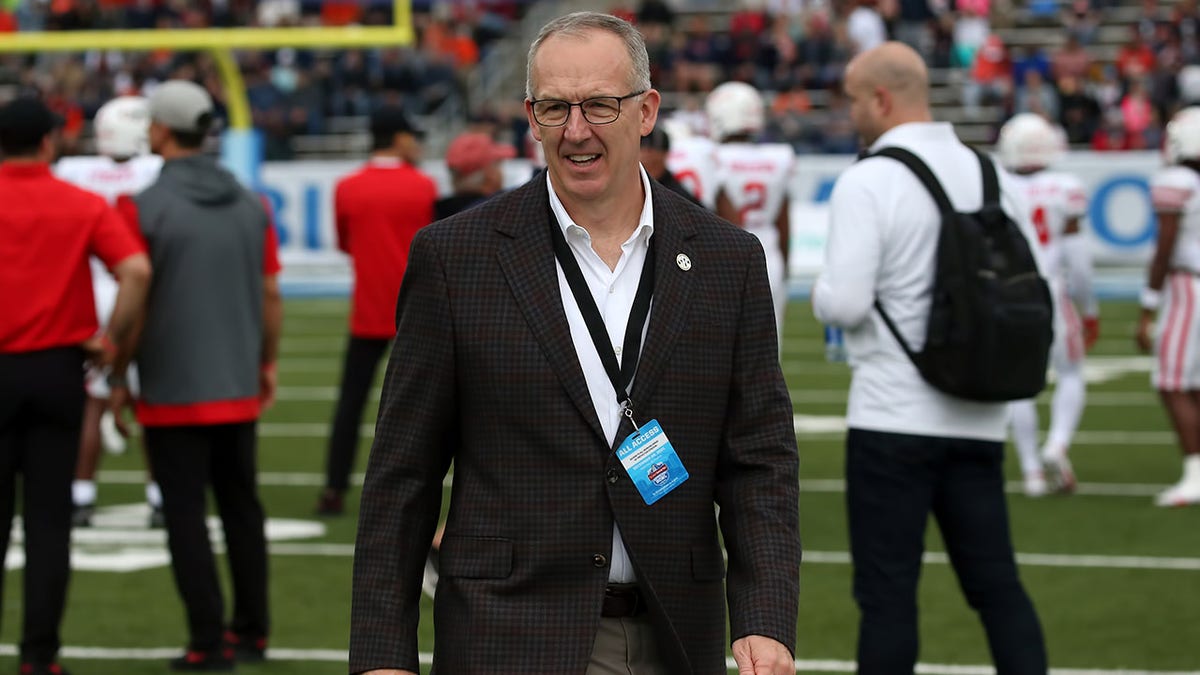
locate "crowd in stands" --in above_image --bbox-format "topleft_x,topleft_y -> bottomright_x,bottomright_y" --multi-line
0,0 -> 525,159
1,0 -> 1193,158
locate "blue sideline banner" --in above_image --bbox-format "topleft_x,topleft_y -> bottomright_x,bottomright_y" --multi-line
257,151 -> 1164,291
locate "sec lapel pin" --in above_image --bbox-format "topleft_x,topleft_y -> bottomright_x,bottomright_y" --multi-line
676,253 -> 692,271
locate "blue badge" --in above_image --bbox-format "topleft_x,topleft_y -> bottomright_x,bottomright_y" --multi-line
615,419 -> 689,505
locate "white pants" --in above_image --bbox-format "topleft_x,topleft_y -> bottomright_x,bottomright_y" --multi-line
1008,285 -> 1087,471
1153,272 -> 1200,391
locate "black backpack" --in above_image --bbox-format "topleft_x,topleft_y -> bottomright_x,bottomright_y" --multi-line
867,146 -> 1054,402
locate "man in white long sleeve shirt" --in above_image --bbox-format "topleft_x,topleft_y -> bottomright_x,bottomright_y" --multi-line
812,42 -> 1048,674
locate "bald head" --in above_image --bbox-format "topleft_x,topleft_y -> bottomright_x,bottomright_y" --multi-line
849,42 -> 929,108
843,41 -> 932,146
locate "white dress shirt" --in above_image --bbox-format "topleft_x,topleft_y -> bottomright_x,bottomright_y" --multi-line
547,167 -> 655,583
813,122 -> 1040,441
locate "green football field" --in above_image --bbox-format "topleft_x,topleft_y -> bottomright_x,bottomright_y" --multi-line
2,298 -> 1197,674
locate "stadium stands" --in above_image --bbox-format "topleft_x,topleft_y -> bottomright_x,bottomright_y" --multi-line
0,0 -> 1192,158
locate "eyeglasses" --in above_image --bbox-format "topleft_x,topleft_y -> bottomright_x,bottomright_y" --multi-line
529,90 -> 647,127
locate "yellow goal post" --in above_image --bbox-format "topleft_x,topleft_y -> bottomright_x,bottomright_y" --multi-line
0,0 -> 415,132
0,0 -> 416,182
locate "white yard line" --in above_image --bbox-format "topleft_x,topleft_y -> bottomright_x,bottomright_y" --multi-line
275,386 -> 380,401
791,415 -> 1181,445
0,645 -> 1187,674
276,359 -> 341,373
787,389 -> 1164,407
265,542 -> 1200,573
271,387 -> 1162,406
279,337 -> 347,353
95,471 -> 1166,498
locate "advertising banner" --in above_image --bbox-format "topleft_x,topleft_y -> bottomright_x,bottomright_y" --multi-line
258,151 -> 1165,294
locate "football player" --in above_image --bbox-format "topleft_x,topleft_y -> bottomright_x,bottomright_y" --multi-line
55,96 -> 163,527
996,113 -> 1098,496
662,116 -> 719,211
705,81 -> 795,342
1137,106 -> 1200,507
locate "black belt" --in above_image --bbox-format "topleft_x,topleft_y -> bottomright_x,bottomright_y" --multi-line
601,584 -> 645,618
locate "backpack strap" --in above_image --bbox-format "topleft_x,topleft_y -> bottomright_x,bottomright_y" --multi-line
867,147 -> 955,215
862,146 -> 958,361
970,146 -> 1001,208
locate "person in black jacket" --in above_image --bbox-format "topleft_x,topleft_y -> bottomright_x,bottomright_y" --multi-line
639,126 -> 701,205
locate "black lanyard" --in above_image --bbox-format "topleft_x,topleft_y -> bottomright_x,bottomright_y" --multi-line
549,219 -> 656,423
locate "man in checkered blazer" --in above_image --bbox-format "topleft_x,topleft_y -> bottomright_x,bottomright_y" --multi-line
350,12 -> 800,675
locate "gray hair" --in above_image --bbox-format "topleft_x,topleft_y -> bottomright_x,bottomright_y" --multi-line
525,12 -> 651,100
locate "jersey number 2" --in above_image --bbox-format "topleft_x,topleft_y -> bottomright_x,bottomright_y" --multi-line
737,182 -> 767,226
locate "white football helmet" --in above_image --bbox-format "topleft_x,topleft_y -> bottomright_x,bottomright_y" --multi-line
1165,106 -> 1200,165
705,81 -> 764,142
996,113 -> 1063,171
94,96 -> 150,159
1178,65 -> 1200,106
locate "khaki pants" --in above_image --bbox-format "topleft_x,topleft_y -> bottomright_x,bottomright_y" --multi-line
585,615 -> 669,675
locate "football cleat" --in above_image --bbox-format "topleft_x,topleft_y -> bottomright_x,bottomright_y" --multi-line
71,504 -> 94,528
314,489 -> 344,516
1043,456 -> 1076,495
1023,471 -> 1048,498
1154,479 -> 1200,507
168,646 -> 234,672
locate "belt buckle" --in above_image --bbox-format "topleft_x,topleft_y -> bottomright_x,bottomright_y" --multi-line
603,584 -> 641,617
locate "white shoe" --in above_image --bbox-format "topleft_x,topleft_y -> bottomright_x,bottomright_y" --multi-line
1043,456 -> 1075,495
1154,479 -> 1200,507
1023,471 -> 1047,498
421,548 -> 440,600
99,410 -> 127,454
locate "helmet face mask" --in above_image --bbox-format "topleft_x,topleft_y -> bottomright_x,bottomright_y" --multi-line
1166,106 -> 1200,165
996,113 -> 1063,172
94,96 -> 151,159
705,81 -> 765,142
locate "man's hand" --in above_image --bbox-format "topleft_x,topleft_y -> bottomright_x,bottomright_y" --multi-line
259,363 -> 278,411
732,635 -> 794,675
360,671 -> 417,675
108,384 -> 135,438
1083,315 -> 1100,351
80,333 -> 115,369
1136,310 -> 1155,354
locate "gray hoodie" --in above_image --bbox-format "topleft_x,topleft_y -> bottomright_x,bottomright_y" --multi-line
133,155 -> 270,409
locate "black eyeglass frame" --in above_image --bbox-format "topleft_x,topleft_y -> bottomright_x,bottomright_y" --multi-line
529,90 -> 648,127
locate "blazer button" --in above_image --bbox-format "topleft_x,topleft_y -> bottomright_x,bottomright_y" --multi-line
592,553 -> 608,568
606,469 -> 619,484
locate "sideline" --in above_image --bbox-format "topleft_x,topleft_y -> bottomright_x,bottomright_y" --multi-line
0,645 -> 1189,674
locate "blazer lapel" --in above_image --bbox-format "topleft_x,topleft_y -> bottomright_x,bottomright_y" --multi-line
495,177 -> 608,445
629,184 -> 698,410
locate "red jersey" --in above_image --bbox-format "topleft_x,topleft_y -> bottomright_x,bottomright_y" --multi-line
0,163 -> 144,353
335,158 -> 437,338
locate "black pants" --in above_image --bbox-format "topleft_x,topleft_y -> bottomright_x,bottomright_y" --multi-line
145,422 -> 269,651
0,347 -> 84,664
323,336 -> 389,492
846,428 -> 1047,675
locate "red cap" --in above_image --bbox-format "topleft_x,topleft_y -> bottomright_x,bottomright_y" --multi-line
445,132 -> 516,174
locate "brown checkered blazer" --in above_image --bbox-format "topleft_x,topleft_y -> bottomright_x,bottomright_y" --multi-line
350,173 -> 800,674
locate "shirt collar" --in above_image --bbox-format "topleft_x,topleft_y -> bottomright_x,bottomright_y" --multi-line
367,156 -> 405,168
545,164 -> 655,248
868,121 -> 957,153
0,161 -> 51,178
